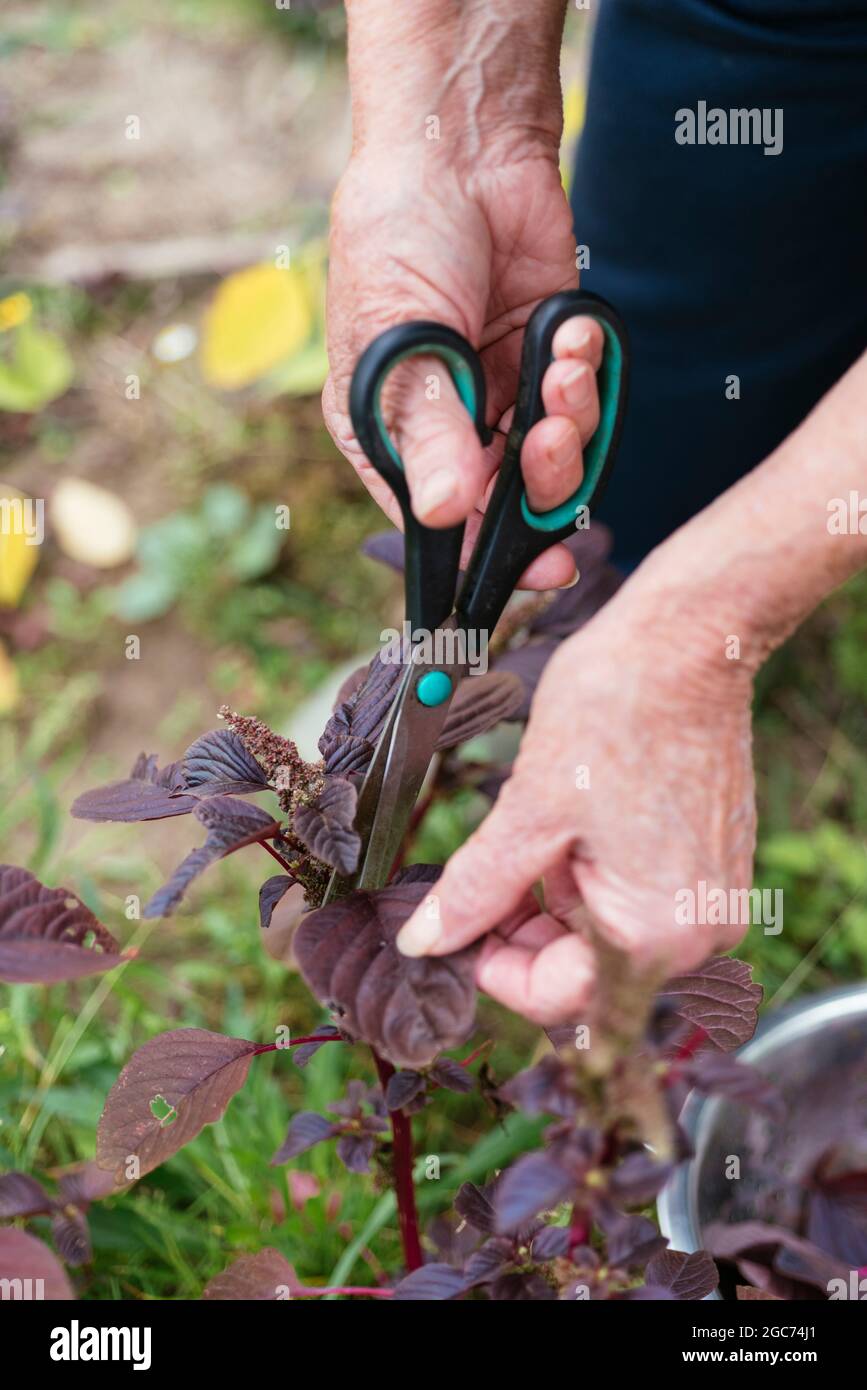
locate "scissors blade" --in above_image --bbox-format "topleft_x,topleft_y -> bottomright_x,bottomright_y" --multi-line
322,624 -> 467,901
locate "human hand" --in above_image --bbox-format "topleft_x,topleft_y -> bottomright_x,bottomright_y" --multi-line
324,146 -> 603,590
395,578 -> 758,1023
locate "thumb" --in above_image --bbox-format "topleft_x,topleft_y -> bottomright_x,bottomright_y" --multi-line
396,800 -> 559,957
391,360 -> 492,527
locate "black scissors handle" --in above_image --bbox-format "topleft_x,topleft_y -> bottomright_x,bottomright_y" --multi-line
457,289 -> 629,636
349,289 -> 629,638
349,321 -> 491,634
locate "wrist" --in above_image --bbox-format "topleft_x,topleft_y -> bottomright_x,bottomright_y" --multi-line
345,0 -> 567,163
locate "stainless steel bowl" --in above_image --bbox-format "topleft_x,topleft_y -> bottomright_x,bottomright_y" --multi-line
657,983 -> 867,1299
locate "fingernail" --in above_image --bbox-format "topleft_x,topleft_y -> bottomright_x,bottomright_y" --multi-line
561,363 -> 592,409
559,568 -> 581,590
546,421 -> 578,469
414,469 -> 456,519
555,319 -> 592,355
397,914 -> 442,957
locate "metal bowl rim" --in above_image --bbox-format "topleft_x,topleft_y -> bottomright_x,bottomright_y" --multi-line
656,982 -> 867,1295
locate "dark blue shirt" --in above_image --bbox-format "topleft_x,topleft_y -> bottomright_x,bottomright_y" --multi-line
572,0 -> 867,568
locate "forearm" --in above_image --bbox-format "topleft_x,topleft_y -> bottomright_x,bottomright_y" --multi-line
344,0 -> 568,158
629,349 -> 867,673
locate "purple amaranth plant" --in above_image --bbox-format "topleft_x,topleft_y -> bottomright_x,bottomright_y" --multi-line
5,525 -> 859,1301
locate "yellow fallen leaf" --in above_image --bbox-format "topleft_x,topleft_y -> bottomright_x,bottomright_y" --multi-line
51,478 -> 137,569
200,262 -> 313,391
560,78 -> 587,194
0,485 -> 41,605
0,293 -> 32,332
0,640 -> 19,713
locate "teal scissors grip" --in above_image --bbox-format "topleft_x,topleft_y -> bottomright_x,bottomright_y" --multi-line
520,313 -> 626,532
370,342 -> 483,471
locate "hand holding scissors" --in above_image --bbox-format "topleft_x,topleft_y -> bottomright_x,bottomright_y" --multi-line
325,289 -> 629,903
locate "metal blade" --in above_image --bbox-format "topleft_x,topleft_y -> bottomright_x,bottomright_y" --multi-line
322,623 -> 467,901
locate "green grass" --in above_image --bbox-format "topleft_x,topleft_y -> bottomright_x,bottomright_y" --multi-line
3,568 -> 867,1299
0,850 -> 541,1297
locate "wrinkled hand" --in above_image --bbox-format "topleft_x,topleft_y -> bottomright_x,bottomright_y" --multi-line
324,148 -> 603,588
396,584 -> 758,1023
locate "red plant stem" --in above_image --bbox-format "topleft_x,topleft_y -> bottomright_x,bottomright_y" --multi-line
372,1050 -> 423,1273
568,1208 -> 590,1254
673,1025 -> 710,1062
293,1286 -> 394,1298
259,839 -> 296,874
666,1025 -> 711,1085
459,1040 -> 492,1068
253,1035 -> 343,1056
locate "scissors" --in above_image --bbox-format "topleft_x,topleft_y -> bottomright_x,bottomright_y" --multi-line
324,289 -> 629,902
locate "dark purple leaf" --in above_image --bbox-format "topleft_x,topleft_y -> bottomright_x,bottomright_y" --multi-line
530,1224 -> 571,1260
436,671 -> 524,751
529,524 -> 622,639
144,797 -> 281,918
476,764 -> 512,802
336,1132 -> 377,1173
463,1237 -> 514,1285
736,1285 -> 782,1301
0,1228 -> 74,1299
292,1025 -> 342,1069
490,1271 -> 556,1300
706,1219 -> 850,1292
685,1050 -> 782,1117
96,1028 -> 258,1181
773,1240 -> 850,1291
659,956 -> 763,1052
595,1203 -> 666,1268
259,875 -> 295,930
0,1171 -> 52,1218
704,1219 -> 806,1261
392,864 -> 442,886
609,1151 -> 673,1206
0,865 -> 126,984
807,1169 -> 867,1267
71,753 -> 196,822
181,728 -> 269,797
345,649 -> 404,739
644,1248 -> 719,1300
362,530 -> 406,572
429,1057 -> 474,1094
385,1070 -> 426,1111
494,1151 -> 576,1234
321,734 -> 373,777
540,564 -> 622,638
57,1162 -> 121,1206
320,650 -> 402,767
293,776 -> 360,876
202,1248 -> 297,1300
492,640 -> 558,721
51,1208 -> 91,1266
391,1263 -> 466,1301
327,1079 -> 369,1118
360,1111 -> 389,1134
330,667 -> 368,714
498,1056 -> 576,1118
294,874 -> 477,1069
455,1181 -> 496,1234
271,1112 -> 337,1164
